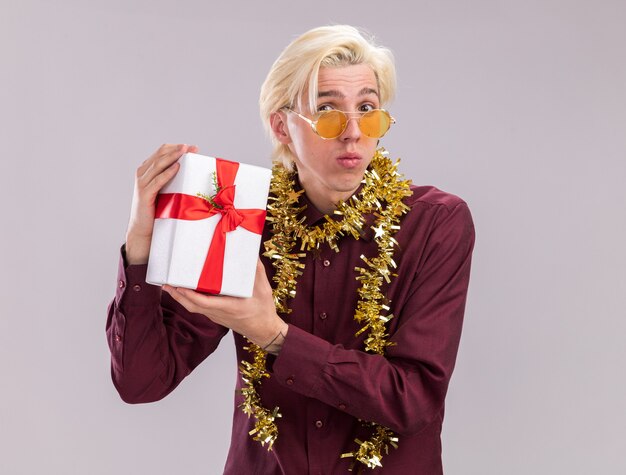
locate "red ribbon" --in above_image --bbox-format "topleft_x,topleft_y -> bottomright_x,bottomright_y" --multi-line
154,158 -> 266,294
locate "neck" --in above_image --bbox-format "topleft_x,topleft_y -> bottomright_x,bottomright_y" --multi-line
297,180 -> 359,216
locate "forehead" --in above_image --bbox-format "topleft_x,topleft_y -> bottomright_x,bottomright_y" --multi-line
315,64 -> 379,97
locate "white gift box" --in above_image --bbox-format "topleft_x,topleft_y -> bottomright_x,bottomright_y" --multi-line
146,153 -> 272,298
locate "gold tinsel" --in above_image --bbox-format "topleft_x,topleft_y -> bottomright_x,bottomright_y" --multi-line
238,148 -> 412,469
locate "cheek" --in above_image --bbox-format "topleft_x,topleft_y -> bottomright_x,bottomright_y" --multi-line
289,129 -> 321,157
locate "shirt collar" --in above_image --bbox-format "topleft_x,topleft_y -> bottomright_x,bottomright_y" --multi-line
295,179 -> 375,243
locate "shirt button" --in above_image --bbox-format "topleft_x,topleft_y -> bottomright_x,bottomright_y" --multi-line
322,259 -> 331,267
319,312 -> 327,320
286,377 -> 294,386
132,284 -> 142,292
315,420 -> 323,429
118,280 -> 125,289
114,334 -> 122,343
338,403 -> 346,411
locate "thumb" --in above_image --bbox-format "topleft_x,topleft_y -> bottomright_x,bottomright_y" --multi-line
254,259 -> 272,292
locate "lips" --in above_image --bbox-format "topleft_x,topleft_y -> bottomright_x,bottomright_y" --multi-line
336,153 -> 362,169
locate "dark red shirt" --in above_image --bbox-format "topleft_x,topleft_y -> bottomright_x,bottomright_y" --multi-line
107,185 -> 475,474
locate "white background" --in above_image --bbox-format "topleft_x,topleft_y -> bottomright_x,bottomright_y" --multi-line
1,1 -> 625,473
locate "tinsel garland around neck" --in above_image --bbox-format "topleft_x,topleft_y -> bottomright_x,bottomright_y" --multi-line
238,148 -> 413,470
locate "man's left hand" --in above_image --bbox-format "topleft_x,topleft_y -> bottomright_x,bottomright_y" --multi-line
163,259 -> 288,354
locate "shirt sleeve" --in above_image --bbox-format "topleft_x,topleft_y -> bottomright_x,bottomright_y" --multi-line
105,246 -> 229,404
270,202 -> 475,437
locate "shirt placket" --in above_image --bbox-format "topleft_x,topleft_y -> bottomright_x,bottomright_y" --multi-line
306,247 -> 335,475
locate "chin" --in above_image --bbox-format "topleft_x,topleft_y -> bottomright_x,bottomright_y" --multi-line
332,179 -> 362,195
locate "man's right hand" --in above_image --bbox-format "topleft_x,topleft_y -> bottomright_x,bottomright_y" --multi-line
125,143 -> 198,265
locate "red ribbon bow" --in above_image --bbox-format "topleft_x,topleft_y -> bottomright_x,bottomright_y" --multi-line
154,158 -> 266,294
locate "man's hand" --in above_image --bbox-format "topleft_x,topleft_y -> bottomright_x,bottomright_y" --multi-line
163,260 -> 288,355
125,143 -> 198,265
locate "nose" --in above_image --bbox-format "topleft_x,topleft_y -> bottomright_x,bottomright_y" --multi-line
340,115 -> 361,141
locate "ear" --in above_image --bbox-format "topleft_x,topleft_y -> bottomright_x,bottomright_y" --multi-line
270,111 -> 292,145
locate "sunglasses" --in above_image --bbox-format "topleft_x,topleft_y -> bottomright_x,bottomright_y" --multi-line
285,108 -> 395,139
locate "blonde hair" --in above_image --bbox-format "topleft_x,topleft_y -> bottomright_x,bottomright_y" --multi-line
259,25 -> 396,169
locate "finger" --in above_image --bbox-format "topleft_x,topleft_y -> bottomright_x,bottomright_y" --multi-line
142,144 -> 186,182
176,287 -> 241,312
255,259 -> 266,279
136,143 -> 180,177
146,160 -> 180,195
146,144 -> 198,184
163,285 -> 202,314
139,144 -> 189,185
254,259 -> 273,293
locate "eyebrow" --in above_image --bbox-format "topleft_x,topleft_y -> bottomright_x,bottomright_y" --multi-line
318,87 -> 379,98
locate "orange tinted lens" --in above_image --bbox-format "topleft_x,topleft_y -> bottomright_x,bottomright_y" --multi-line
360,110 -> 391,138
315,111 -> 347,138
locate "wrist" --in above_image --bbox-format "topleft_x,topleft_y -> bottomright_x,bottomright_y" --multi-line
262,323 -> 289,355
124,234 -> 152,265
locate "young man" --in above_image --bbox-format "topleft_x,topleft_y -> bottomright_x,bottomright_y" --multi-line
107,25 -> 475,474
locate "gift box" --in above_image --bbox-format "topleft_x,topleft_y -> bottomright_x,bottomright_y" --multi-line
146,152 -> 272,298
